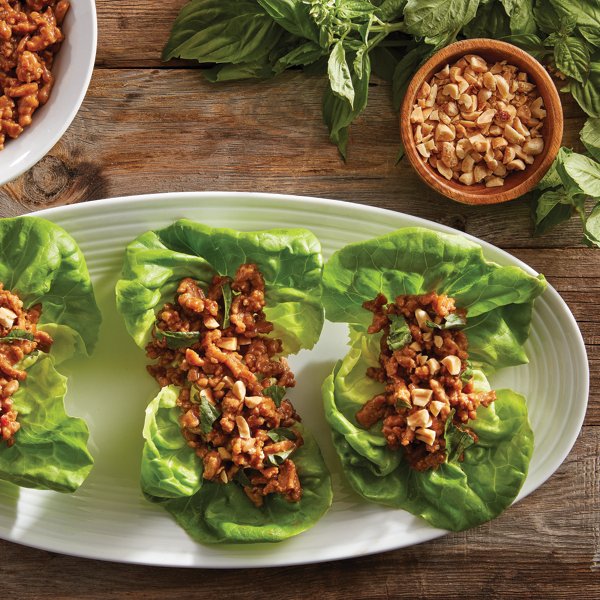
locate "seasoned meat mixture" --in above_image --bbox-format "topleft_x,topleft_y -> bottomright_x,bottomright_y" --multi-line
357,292 -> 496,471
146,264 -> 303,507
0,1 -> 69,150
0,282 -> 53,446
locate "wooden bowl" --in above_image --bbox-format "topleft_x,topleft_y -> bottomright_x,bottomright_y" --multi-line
400,39 -> 563,205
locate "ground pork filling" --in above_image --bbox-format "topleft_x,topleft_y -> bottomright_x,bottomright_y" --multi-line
356,292 -> 496,471
146,264 -> 303,507
0,282 -> 53,446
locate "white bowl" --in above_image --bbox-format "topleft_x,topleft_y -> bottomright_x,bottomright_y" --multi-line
0,0 -> 97,186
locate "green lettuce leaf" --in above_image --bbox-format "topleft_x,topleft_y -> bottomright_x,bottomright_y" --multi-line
0,216 -> 101,358
323,362 -> 533,531
322,227 -> 546,372
0,354 -> 93,492
321,227 -> 541,530
117,219 -> 330,543
142,386 -> 332,543
115,219 -> 324,353
0,216 -> 99,492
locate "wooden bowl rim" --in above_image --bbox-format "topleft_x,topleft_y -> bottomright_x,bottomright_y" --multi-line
400,38 -> 564,206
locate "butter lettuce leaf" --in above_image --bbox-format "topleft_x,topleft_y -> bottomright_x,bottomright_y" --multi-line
116,219 -> 324,353
0,354 -> 93,492
118,219 -> 330,543
0,216 -> 99,492
0,216 -> 101,359
142,386 -> 332,543
322,227 -> 546,372
321,227 -> 541,530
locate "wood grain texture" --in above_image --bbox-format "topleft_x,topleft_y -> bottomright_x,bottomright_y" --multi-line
0,0 -> 598,595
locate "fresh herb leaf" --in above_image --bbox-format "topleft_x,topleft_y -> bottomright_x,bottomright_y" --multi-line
192,388 -> 221,434
426,313 -> 466,330
1,329 -> 35,342
267,427 -> 297,442
583,201 -> 600,248
532,189 -> 575,235
155,329 -> 201,349
501,0 -> 537,35
396,396 -> 412,409
221,283 -> 232,329
461,359 -> 473,383
328,41 -> 355,107
404,0 -> 480,40
445,410 -> 475,462
570,61 -> 600,117
262,384 -> 287,407
266,445 -> 295,465
387,314 -> 412,351
234,468 -> 253,487
581,118 -> 600,160
554,36 -> 590,83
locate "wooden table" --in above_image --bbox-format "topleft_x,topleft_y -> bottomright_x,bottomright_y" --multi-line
1,2 -> 598,597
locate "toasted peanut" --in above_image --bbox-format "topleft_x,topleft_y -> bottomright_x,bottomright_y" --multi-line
503,146 -> 516,164
425,83 -> 438,107
416,143 -> 430,158
491,137 -> 508,149
449,66 -> 463,82
435,64 -> 450,79
473,164 -> 489,183
410,106 -> 424,124
504,124 -> 525,144
203,316 -> 220,329
217,447 -> 232,460
429,400 -> 446,417
482,71 -> 496,91
495,74 -> 510,99
418,81 -> 431,99
458,79 -> 470,94
523,137 -> 544,156
506,158 -> 526,171
513,117 -> 530,137
476,109 -> 496,126
469,133 -> 489,153
426,357 -> 441,375
409,341 -> 423,352
433,335 -> 443,348
435,123 -> 455,142
235,415 -> 251,439
461,154 -> 475,173
415,308 -> 430,330
459,172 -> 474,185
416,428 -> 436,446
477,88 -> 492,107
485,176 -> 505,187
443,83 -> 460,100
441,355 -> 461,375
441,142 -> 458,168
445,101 -> 459,117
530,96 -> 546,119
0,307 -> 17,329
244,396 -> 262,408
468,54 -> 487,73
232,380 -> 246,401
412,388 -> 433,407
217,337 -> 238,351
407,409 -> 429,430
493,163 -> 507,177
455,138 -> 471,159
458,93 -> 472,110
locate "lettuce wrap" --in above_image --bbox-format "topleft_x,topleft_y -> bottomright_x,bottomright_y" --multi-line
0,216 -> 100,492
321,227 -> 546,531
116,219 -> 332,543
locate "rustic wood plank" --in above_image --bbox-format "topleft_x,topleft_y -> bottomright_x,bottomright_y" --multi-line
0,425 -> 597,598
0,69 -> 588,249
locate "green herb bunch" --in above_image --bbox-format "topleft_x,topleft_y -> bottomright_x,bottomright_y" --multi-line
164,0 -> 600,245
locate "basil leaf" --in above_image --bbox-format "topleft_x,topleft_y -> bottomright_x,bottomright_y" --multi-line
266,446 -> 295,465
221,283 -> 232,329
387,314 -> 412,351
404,0 -> 480,39
392,45 -> 432,111
561,151 -> 600,196
262,384 -> 286,407
156,329 -> 201,349
267,427 -> 297,442
426,313 -> 467,330
204,61 -> 275,82
192,388 -> 221,434
532,189 -> 575,235
570,61 -> 600,117
1,329 -> 35,342
396,397 -> 412,409
581,118 -> 600,160
274,41 -> 325,73
501,0 -> 536,35
328,41 -> 355,108
461,359 -> 474,383
555,36 -> 590,83
323,50 -> 370,159
583,201 -> 600,248
502,33 -> 549,61
162,0 -> 284,64
445,417 -> 476,463
234,468 -> 252,487
257,0 -> 320,43
464,1 -> 510,38
376,0 -> 408,22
